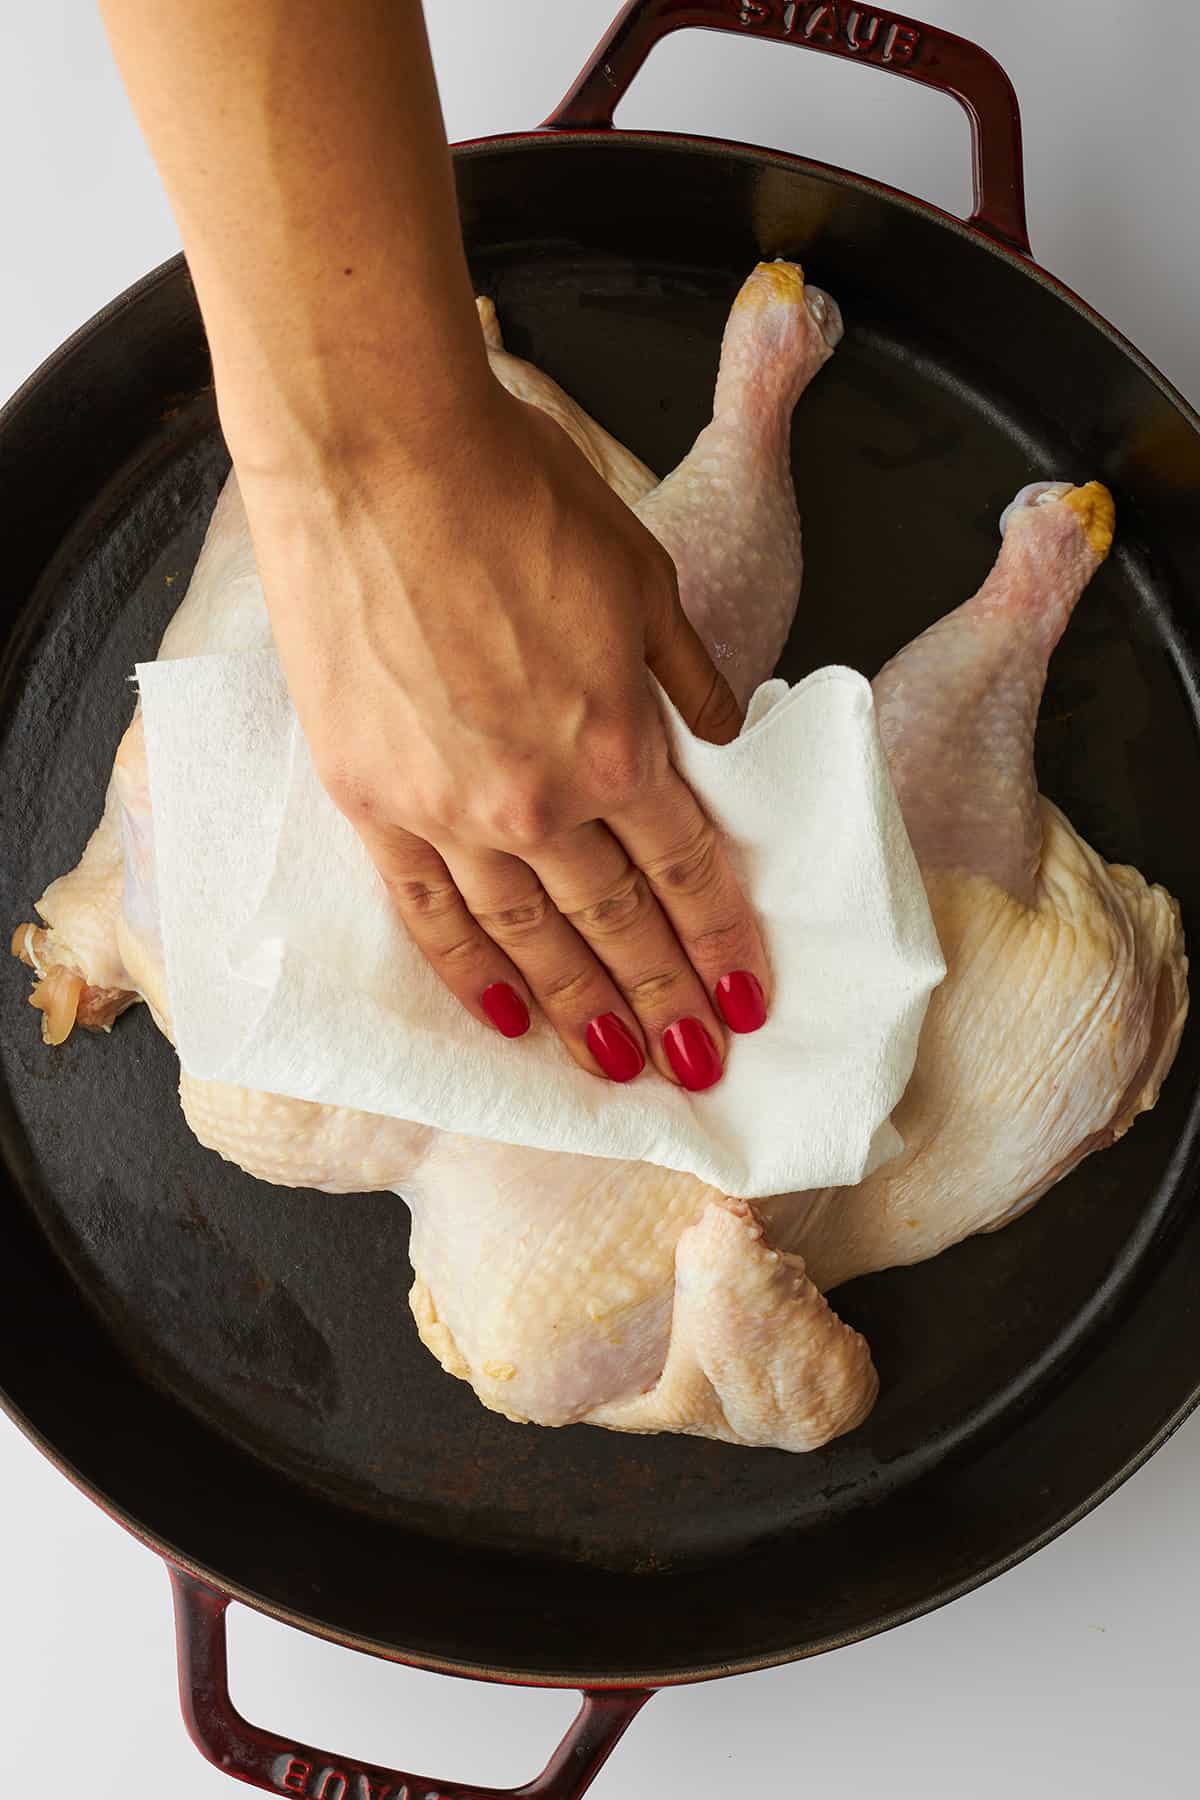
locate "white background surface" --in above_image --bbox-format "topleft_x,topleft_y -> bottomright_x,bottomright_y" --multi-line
2,2 -> 1198,1794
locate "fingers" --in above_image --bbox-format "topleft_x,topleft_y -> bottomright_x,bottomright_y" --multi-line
439,841 -> 649,1085
370,823 -> 649,1085
363,825 -> 534,1040
609,766 -> 771,1038
360,766 -> 769,1093
527,823 -> 726,1090
644,594 -> 743,746
642,604 -> 756,1048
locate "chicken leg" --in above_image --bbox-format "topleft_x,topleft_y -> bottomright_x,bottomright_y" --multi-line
768,481 -> 1187,1289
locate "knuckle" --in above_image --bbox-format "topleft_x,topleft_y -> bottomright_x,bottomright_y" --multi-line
583,726 -> 656,814
321,758 -> 376,825
474,886 -> 553,940
626,965 -> 692,1012
645,822 -> 722,898
489,796 -> 560,852
393,876 -> 459,921
686,917 -> 752,966
409,786 -> 460,838
568,869 -> 651,938
320,755 -> 456,840
429,931 -> 489,972
537,963 -> 603,1011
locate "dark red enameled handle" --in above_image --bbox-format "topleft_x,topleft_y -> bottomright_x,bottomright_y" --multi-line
169,1569 -> 652,1800
544,0 -> 1030,255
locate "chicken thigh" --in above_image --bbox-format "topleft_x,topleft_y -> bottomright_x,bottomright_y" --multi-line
12,271 -> 1187,1455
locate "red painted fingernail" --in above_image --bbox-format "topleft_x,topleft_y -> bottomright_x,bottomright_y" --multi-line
663,1017 -> 723,1092
480,982 -> 530,1038
716,970 -> 767,1034
586,1013 -> 646,1083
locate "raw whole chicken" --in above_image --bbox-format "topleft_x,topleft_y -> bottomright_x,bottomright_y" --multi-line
11,263 -> 1187,1456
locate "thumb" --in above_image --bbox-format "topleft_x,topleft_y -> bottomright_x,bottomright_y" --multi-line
645,597 -> 743,746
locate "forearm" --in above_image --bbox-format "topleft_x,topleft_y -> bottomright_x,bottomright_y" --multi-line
99,0 -> 491,472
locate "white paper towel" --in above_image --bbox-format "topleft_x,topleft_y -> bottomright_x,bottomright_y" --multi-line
137,651 -> 944,1200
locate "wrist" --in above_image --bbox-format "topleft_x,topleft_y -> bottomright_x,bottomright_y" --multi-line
216,321 -> 498,487
232,378 -> 532,622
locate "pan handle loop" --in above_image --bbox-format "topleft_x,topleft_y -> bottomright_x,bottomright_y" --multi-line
168,1567 -> 652,1800
543,0 -> 1030,256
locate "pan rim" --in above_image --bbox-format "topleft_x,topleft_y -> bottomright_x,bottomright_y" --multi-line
3,127 -> 1198,449
2,1375 -> 1197,1688
2,121 -> 1199,1688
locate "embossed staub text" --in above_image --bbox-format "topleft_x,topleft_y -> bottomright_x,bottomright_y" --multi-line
275,1753 -> 441,1800
736,1 -> 923,64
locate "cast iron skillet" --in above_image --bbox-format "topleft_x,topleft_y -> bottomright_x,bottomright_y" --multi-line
2,3 -> 1199,1794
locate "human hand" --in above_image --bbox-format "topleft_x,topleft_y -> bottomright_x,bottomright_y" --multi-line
243,383 -> 771,1090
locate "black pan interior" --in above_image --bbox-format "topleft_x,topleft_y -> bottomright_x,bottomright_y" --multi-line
1,137 -> 1199,1683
